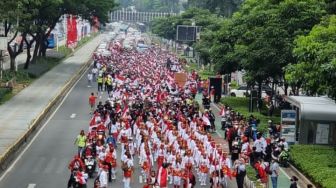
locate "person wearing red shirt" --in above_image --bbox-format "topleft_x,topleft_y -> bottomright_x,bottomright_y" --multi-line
89,92 -> 97,114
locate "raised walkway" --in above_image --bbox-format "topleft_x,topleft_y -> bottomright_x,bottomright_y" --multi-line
0,34 -> 103,171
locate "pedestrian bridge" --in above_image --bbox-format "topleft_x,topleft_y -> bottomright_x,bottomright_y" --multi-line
110,10 -> 177,23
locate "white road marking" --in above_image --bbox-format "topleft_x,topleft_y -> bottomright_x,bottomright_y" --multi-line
56,158 -> 69,174
32,157 -> 46,173
43,158 -> 57,173
70,113 -> 76,118
0,66 -> 88,182
27,184 -> 36,188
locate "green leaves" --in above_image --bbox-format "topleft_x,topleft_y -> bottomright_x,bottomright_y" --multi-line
287,15 -> 336,99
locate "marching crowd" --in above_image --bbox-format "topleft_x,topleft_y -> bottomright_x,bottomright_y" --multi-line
66,40 -> 248,188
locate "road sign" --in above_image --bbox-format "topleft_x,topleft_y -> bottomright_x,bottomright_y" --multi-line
281,110 -> 296,143
0,37 -> 7,51
176,25 -> 201,42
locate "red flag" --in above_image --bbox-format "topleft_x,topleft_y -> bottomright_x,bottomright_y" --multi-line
220,107 -> 225,116
157,166 -> 168,187
116,103 -> 121,114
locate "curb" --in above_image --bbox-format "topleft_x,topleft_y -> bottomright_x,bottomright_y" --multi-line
288,163 -> 315,188
0,35 -> 100,173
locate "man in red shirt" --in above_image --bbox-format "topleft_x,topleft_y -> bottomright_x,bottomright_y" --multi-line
89,92 -> 97,114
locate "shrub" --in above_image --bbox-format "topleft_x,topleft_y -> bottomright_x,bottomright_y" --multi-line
291,145 -> 336,188
0,88 -> 11,100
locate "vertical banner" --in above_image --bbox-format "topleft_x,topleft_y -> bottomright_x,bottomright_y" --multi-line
72,15 -> 78,47
66,15 -> 72,47
66,15 -> 78,48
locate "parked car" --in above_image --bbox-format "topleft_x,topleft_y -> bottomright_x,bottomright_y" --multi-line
230,85 -> 272,97
230,85 -> 249,97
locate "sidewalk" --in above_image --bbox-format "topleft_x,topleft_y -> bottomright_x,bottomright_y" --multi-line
0,35 -> 102,165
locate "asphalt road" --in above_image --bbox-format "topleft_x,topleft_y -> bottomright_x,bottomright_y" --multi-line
0,48 -> 238,188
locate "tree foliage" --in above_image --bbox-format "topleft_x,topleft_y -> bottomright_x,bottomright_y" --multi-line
209,0 -> 326,96
0,0 -> 116,70
184,0 -> 244,17
134,0 -> 180,13
286,15 -> 336,99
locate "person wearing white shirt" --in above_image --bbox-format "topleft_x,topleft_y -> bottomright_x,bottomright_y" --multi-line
123,154 -> 134,188
99,166 -> 108,188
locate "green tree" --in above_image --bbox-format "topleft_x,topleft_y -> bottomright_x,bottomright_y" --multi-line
225,0 -> 326,97
286,15 -> 336,99
185,0 -> 244,16
211,19 -> 240,75
0,0 -> 42,71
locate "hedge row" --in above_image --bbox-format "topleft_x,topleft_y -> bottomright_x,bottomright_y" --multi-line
291,145 -> 336,188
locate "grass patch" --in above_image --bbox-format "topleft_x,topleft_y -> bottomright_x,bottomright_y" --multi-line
291,145 -> 336,188
221,97 -> 281,133
58,46 -> 72,57
185,62 -> 215,79
20,57 -> 61,78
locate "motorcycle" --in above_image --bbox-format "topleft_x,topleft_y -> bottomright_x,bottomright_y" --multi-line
85,156 -> 96,178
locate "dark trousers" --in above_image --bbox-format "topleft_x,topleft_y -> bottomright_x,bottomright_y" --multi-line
107,163 -> 112,182
98,83 -> 103,92
236,174 -> 245,188
228,140 -> 233,153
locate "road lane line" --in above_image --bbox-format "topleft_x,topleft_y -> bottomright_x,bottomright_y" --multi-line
70,113 -> 76,118
0,65 -> 89,182
27,184 -> 36,188
32,157 -> 46,173
43,157 -> 57,173
56,158 -> 69,174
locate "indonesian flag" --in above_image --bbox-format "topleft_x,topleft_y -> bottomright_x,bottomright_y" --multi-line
116,74 -> 126,84
115,103 -> 121,114
104,114 -> 111,127
202,115 -> 211,126
90,113 -> 100,126
75,171 -> 86,184
220,107 -> 225,116
122,104 -> 129,118
157,166 -> 168,187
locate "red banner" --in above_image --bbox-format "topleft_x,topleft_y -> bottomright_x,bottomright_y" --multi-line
72,15 -> 77,45
66,15 -> 77,48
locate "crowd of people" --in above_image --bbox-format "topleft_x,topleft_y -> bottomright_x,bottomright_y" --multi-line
66,40 -> 249,188
220,105 -> 293,188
